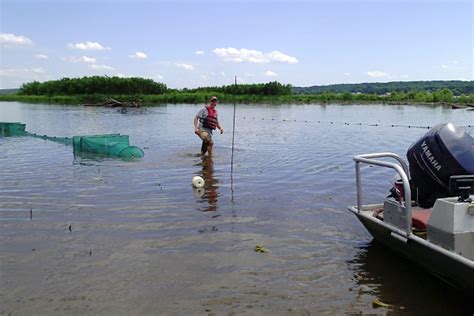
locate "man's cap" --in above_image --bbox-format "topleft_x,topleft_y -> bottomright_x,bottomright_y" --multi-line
210,96 -> 218,101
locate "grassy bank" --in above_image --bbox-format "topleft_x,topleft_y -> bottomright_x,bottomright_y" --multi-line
1,92 -> 474,106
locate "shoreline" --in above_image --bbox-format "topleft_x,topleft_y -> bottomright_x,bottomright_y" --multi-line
0,94 -> 473,107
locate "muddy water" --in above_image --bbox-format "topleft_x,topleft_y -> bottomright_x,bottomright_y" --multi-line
1,102 -> 473,315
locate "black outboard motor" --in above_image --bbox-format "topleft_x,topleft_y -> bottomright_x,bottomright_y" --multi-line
407,123 -> 474,208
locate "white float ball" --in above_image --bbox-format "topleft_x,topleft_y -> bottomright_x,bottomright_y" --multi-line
192,176 -> 205,188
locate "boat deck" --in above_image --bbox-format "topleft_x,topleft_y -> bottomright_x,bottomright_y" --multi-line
357,204 -> 432,239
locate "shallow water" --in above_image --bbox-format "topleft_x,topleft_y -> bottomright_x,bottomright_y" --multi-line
1,101 -> 473,315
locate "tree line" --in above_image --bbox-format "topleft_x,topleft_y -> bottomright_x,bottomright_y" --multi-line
4,88 -> 473,105
19,76 -> 168,95
293,80 -> 474,95
292,88 -> 474,104
180,81 -> 292,96
9,76 -> 474,105
18,77 -> 292,97
18,77 -> 473,97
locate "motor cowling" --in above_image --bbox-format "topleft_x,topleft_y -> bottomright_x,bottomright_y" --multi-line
406,123 -> 474,208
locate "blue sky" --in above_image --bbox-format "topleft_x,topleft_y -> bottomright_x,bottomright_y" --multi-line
1,0 -> 472,89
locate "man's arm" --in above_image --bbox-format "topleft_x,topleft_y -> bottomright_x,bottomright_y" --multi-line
194,115 -> 200,135
217,122 -> 224,134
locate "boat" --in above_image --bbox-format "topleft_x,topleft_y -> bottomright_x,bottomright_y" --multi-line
348,123 -> 474,296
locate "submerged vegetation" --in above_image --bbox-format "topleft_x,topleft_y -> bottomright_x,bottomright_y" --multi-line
0,76 -> 473,105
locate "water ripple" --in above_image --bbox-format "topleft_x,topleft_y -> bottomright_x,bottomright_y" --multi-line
1,102 -> 472,314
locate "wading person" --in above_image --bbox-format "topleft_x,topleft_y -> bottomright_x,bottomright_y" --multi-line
194,96 -> 224,156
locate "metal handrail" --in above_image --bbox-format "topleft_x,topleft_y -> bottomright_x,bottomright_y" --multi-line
353,152 -> 412,236
354,152 -> 410,176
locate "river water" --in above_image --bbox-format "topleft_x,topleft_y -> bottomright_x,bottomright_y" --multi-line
1,101 -> 473,315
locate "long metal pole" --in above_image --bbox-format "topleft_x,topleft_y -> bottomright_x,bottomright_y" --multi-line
355,161 -> 362,213
230,76 -> 237,213
231,76 -> 237,176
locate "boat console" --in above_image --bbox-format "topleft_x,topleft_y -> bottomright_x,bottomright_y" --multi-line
428,196 -> 474,260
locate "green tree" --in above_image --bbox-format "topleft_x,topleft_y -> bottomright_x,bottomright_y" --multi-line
433,88 -> 454,102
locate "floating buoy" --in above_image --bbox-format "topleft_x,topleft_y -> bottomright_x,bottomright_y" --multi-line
192,176 -> 205,188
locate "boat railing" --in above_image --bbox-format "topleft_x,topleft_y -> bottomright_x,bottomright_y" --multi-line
353,152 -> 412,236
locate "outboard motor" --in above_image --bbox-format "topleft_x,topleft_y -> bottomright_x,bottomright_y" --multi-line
406,123 -> 474,208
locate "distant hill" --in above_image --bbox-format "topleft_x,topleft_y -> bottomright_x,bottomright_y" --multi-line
0,89 -> 19,95
292,80 -> 474,95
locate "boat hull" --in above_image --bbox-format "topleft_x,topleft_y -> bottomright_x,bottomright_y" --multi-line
349,207 -> 474,296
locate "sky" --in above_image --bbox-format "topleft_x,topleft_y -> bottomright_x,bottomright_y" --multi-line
0,0 -> 472,89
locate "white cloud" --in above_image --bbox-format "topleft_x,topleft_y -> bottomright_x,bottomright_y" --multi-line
264,70 -> 278,76
141,74 -> 164,81
0,67 -> 51,88
0,67 -> 45,76
34,54 -> 49,59
213,47 -> 298,64
213,48 -> 264,63
195,50 -> 205,55
68,41 -> 110,51
367,70 -> 389,78
175,63 -> 194,70
245,73 -> 256,77
130,51 -> 147,59
267,51 -> 298,64
0,33 -> 33,47
89,64 -> 114,70
64,56 -> 97,63
344,72 -> 351,76
32,68 -> 45,74
441,61 -> 463,71
82,56 -> 96,63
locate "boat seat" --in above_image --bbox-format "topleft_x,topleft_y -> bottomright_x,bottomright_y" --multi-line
412,208 -> 433,230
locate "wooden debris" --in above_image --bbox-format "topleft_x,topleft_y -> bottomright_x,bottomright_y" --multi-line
81,98 -> 141,108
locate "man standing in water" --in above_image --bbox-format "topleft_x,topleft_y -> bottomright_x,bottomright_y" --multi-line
194,96 -> 224,156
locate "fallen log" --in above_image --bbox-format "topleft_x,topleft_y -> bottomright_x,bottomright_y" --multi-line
81,98 -> 141,108
451,104 -> 467,109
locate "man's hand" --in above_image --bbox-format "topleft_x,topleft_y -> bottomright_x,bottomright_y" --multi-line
219,127 -> 224,134
195,128 -> 200,136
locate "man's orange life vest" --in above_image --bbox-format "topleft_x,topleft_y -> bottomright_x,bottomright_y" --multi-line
202,106 -> 218,130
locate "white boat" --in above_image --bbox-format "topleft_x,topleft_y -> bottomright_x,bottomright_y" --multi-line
348,152 -> 474,296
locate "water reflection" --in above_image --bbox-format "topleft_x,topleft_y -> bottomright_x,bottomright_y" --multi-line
194,156 -> 219,212
349,242 -> 474,314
